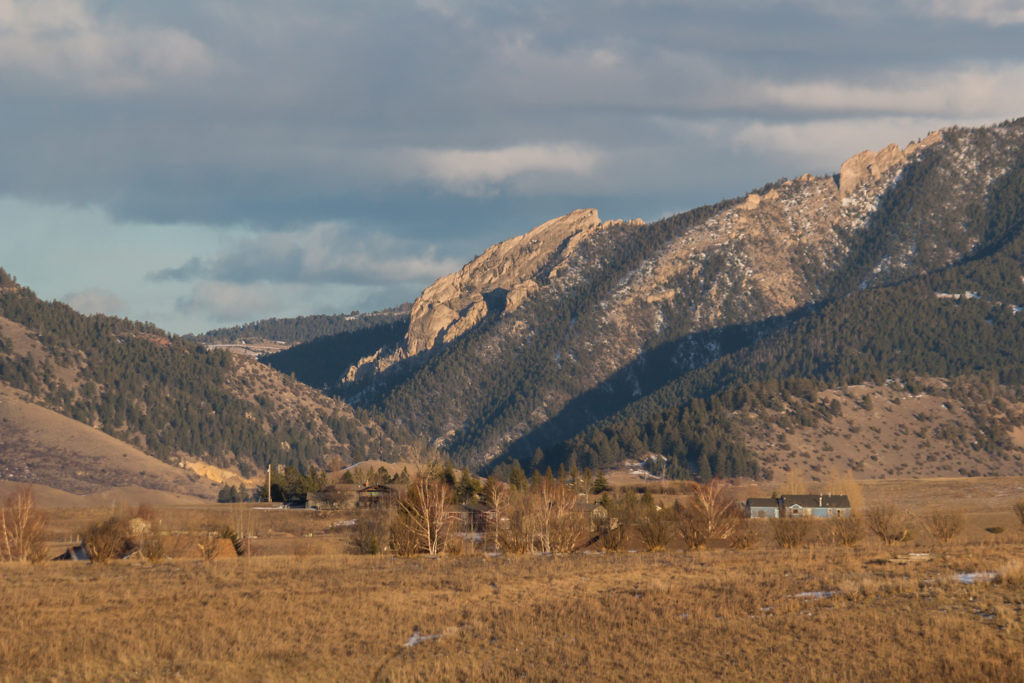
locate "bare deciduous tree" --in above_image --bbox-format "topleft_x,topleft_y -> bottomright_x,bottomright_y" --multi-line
496,491 -> 535,554
535,478 -> 587,553
495,478 -> 586,553
482,477 -> 511,552
1013,500 -> 1024,529
0,485 -> 48,563
394,476 -> 451,555
678,480 -> 743,549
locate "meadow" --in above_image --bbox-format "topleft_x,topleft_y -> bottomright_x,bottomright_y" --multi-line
2,476 -> 1024,681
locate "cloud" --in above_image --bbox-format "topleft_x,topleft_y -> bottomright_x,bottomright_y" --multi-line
0,0 -> 212,91
408,144 -> 604,196
913,0 -> 1024,25
728,116 -> 951,169
62,288 -> 130,317
754,63 -> 1024,118
175,281 -> 285,323
150,221 -> 461,287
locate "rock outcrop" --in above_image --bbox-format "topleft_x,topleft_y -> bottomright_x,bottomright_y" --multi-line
407,209 -> 607,355
837,130 -> 944,199
346,209 -> 644,379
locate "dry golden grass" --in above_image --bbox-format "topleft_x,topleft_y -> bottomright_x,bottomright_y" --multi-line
2,537 -> 1024,680
3,478 -> 1024,680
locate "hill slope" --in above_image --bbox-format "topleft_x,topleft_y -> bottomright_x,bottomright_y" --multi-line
0,275 -> 421,489
0,383 -> 218,498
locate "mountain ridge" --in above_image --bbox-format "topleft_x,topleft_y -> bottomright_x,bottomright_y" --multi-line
307,117 -> 1024,479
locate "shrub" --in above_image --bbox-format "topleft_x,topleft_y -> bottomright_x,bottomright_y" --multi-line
827,514 -> 862,546
138,529 -> 167,563
637,507 -> 674,552
82,516 -> 132,563
729,517 -> 758,550
598,492 -> 635,551
1013,500 -> 1024,529
597,515 -> 628,551
865,505 -> 911,545
389,517 -> 419,557
0,486 -> 48,563
772,517 -> 812,548
924,510 -> 964,543
353,510 -> 391,555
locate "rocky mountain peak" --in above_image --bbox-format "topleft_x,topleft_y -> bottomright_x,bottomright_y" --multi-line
406,208 -> 607,355
345,209 -> 645,381
838,130 -> 944,198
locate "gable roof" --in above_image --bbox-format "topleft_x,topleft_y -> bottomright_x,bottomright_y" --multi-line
780,494 -> 851,509
746,498 -> 779,508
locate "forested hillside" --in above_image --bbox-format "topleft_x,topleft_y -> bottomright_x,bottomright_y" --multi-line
317,118 -> 1024,478
0,274 -> 416,476
553,129 -> 1024,478
192,305 -> 410,345
262,316 -> 409,391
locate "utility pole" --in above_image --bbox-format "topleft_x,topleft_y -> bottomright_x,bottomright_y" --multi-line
266,464 -> 272,503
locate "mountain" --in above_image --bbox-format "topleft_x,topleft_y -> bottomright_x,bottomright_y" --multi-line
0,274 -> 422,493
302,117 -> 1024,479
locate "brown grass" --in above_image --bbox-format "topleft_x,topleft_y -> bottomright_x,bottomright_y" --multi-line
4,477 -> 1024,679
0,384 -> 216,500
2,546 -> 1024,680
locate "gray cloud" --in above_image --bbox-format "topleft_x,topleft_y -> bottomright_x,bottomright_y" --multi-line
3,0 -> 1021,230
150,221 -> 461,287
62,288 -> 130,317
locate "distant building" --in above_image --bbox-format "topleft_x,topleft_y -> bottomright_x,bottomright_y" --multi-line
745,494 -> 852,518
357,484 -> 397,508
746,498 -> 781,518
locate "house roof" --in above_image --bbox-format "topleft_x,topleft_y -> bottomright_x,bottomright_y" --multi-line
358,484 -> 395,494
780,494 -> 851,509
746,498 -> 779,507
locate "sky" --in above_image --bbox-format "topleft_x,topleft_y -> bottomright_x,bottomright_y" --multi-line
2,0 -> 1024,334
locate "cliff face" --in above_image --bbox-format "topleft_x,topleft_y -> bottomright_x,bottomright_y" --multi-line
406,209 -> 640,355
346,209 -> 643,379
337,119 -> 1024,467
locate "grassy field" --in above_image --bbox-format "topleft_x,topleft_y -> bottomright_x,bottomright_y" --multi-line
2,476 -> 1024,681
2,546 -> 1023,680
